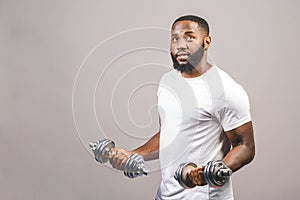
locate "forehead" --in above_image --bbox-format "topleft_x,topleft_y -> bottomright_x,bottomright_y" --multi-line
171,20 -> 202,35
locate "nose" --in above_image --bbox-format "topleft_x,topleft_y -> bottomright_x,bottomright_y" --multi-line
177,38 -> 188,50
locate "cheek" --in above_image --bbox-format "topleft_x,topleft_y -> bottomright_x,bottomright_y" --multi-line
188,42 -> 202,52
170,44 -> 176,54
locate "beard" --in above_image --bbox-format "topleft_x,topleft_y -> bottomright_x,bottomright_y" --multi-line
171,44 -> 205,74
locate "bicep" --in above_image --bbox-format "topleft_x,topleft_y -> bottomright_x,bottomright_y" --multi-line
226,121 -> 255,149
223,121 -> 255,171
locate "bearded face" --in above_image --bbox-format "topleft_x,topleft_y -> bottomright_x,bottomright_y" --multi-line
171,44 -> 204,74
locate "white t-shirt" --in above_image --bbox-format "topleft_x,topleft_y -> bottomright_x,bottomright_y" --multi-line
156,65 -> 251,200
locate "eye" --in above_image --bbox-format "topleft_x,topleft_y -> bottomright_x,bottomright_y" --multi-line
186,35 -> 194,41
172,37 -> 178,42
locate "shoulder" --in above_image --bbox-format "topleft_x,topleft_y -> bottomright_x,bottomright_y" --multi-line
215,66 -> 241,88
215,66 -> 250,115
160,69 -> 179,80
158,69 -> 182,86
157,69 -> 178,95
212,66 -> 251,131
214,66 -> 248,100
201,65 -> 247,104
204,65 -> 250,112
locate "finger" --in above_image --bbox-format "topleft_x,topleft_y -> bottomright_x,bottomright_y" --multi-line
110,158 -> 116,168
109,149 -> 117,159
115,155 -> 125,170
120,157 -> 128,170
194,173 -> 201,186
193,169 -> 202,185
110,150 -> 120,168
112,154 -> 120,168
109,154 -> 115,166
196,167 -> 206,186
188,169 -> 200,186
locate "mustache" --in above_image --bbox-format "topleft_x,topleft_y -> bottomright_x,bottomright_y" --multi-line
175,50 -> 191,57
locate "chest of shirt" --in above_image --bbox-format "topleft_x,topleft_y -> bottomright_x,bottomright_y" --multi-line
157,79 -> 214,125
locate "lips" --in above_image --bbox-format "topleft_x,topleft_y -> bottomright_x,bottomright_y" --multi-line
176,51 -> 190,62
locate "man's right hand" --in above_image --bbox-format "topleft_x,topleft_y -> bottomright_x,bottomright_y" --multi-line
109,148 -> 133,170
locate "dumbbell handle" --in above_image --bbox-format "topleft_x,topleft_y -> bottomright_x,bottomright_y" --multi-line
217,168 -> 232,177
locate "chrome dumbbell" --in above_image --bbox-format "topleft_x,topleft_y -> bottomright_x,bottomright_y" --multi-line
174,160 -> 232,188
89,139 -> 148,178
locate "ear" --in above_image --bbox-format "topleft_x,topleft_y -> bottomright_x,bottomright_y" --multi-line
204,36 -> 211,50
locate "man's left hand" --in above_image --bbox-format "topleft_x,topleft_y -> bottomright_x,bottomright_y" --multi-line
188,165 -> 207,186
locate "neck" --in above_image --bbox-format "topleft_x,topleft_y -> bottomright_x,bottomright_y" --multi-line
181,57 -> 212,78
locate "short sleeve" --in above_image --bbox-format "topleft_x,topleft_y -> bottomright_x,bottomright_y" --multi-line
219,85 -> 252,132
156,73 -> 167,97
157,84 -> 161,97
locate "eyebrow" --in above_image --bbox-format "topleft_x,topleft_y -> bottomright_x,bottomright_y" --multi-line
171,31 -> 196,37
184,31 -> 196,35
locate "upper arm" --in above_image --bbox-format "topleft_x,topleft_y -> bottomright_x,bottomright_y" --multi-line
219,84 -> 255,170
226,121 -> 255,158
222,121 -> 255,171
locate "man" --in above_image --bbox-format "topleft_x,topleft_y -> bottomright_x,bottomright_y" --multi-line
109,15 -> 255,199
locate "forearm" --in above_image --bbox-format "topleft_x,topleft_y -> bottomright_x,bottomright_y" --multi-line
131,131 -> 160,161
223,144 -> 255,172
223,121 -> 255,172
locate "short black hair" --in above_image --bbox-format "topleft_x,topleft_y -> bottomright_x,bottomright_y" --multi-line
172,15 -> 210,36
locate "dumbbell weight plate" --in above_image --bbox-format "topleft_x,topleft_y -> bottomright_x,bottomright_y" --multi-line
174,162 -> 197,189
91,139 -> 115,163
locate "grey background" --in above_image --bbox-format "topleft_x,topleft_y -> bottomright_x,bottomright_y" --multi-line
1,0 -> 300,199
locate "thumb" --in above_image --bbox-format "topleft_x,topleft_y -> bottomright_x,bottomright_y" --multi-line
196,165 -> 205,171
109,148 -> 117,158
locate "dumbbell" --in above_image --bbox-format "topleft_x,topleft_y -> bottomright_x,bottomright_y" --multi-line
174,160 -> 232,188
89,139 -> 148,178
